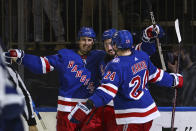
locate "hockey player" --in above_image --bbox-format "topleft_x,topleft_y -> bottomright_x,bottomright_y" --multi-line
68,30 -> 183,131
81,25 -> 165,131
4,27 -> 104,131
0,46 -> 24,131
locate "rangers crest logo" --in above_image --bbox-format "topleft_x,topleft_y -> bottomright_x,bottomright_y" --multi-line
112,58 -> 120,63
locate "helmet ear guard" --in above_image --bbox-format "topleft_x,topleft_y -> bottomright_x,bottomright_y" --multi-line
112,30 -> 133,49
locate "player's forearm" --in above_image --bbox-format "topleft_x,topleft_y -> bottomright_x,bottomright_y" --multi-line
22,54 -> 47,74
140,42 -> 156,56
154,71 -> 174,87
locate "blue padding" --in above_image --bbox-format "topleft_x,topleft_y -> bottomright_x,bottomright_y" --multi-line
37,107 -> 196,112
158,107 -> 196,111
37,107 -> 57,112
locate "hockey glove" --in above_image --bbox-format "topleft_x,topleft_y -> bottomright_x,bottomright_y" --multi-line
170,73 -> 183,88
142,25 -> 165,43
4,49 -> 24,65
68,100 -> 94,124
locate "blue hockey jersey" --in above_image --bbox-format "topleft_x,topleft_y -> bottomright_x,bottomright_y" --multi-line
22,49 -> 92,112
99,42 -> 157,106
80,49 -> 105,92
90,50 -> 175,124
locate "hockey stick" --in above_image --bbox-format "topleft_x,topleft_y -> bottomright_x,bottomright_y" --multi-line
32,101 -> 47,130
171,19 -> 182,131
145,0 -> 167,71
85,108 -> 97,125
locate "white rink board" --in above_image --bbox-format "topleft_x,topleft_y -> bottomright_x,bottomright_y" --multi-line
23,112 -> 57,131
151,112 -> 196,131
23,111 -> 196,131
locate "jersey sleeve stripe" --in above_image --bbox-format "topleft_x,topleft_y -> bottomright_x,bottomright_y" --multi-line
44,57 -> 54,72
101,84 -> 118,94
97,83 -> 118,98
135,43 -> 142,50
97,87 -> 116,98
149,69 -> 164,83
102,83 -> 118,90
43,57 -> 51,72
40,57 -> 54,73
40,57 -> 46,73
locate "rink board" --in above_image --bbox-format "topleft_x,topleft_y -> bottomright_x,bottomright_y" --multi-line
23,107 -> 196,131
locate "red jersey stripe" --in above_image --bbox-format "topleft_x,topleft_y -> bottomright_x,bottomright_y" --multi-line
149,69 -> 161,83
115,106 -> 158,118
43,57 -> 50,73
101,85 -> 118,94
58,100 -> 85,106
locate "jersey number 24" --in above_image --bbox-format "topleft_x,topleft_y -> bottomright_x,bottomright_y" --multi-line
129,70 -> 149,100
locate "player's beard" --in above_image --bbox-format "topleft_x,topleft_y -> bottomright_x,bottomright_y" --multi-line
104,53 -> 115,63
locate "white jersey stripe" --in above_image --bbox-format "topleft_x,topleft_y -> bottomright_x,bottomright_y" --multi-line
44,57 -> 54,72
149,69 -> 164,82
149,69 -> 159,81
58,104 -> 73,112
40,57 -> 46,73
156,69 -> 164,82
57,96 -> 88,112
135,43 -> 142,51
58,96 -> 87,102
102,83 -> 118,90
115,102 -> 156,114
40,57 -> 54,74
97,86 -> 116,98
116,110 -> 160,124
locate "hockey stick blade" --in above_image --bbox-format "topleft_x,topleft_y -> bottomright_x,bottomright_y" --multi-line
175,19 -> 182,43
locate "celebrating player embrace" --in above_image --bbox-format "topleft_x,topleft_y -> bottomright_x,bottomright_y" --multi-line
68,30 -> 183,131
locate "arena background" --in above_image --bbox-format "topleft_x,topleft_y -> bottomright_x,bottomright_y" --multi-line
1,0 -> 196,130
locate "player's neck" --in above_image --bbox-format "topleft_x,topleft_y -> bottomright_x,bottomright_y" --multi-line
77,50 -> 87,56
117,49 -> 132,56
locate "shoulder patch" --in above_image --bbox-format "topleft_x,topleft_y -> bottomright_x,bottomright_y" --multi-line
112,58 -> 120,63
